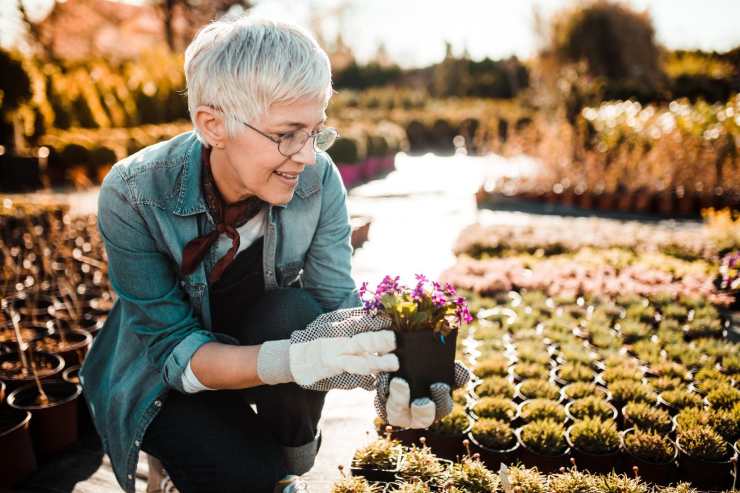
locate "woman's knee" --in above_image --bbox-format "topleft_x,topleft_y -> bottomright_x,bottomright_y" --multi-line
241,288 -> 324,344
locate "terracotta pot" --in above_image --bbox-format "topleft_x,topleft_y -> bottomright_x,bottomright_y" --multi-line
7,380 -> 82,462
621,428 -> 678,485
0,351 -> 65,392
393,329 -> 457,401
0,408 -> 37,487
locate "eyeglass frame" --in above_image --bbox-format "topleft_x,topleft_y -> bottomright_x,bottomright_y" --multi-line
240,120 -> 339,158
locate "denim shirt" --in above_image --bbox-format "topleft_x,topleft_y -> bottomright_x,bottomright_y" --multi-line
79,130 -> 361,492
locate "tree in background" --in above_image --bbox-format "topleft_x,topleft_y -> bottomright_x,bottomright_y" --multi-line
0,49 -> 32,150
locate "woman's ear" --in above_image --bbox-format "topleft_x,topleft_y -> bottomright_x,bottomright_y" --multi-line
195,105 -> 227,148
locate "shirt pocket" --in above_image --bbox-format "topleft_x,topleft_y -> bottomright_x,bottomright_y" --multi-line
277,261 -> 304,288
179,276 -> 206,315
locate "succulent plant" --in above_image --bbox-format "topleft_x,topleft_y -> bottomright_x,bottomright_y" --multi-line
503,464 -> 546,493
558,344 -> 596,365
519,399 -> 566,423
708,405 -> 740,442
473,356 -> 509,378
677,426 -> 732,462
470,418 -> 516,450
519,419 -> 568,456
331,476 -> 382,493
568,396 -> 615,420
386,481 -> 431,493
397,444 -> 447,485
649,361 -> 690,381
684,317 -> 723,338
352,437 -> 403,470
444,456 -> 499,493
475,376 -> 515,399
513,362 -> 550,380
561,382 -> 604,400
451,388 -> 468,406
650,376 -> 683,392
429,405 -> 470,437
472,396 -> 517,421
618,319 -> 652,343
547,469 -> 596,493
659,389 -> 703,410
623,428 -> 676,463
590,472 -> 648,493
623,402 -> 672,433
568,417 -> 620,454
720,355 -> 740,375
517,379 -> 560,400
674,407 -> 711,432
661,303 -> 688,321
516,348 -> 552,366
601,366 -> 643,384
624,303 -> 656,324
608,380 -> 657,406
557,362 -> 595,383
705,383 -> 740,410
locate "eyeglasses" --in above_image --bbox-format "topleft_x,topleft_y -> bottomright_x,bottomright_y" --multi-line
241,120 -> 339,157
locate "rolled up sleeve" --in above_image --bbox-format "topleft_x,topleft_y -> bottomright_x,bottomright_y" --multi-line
97,166 -> 217,393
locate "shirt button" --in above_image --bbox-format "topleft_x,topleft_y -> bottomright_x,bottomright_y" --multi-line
154,400 -> 162,407
135,440 -> 141,447
128,474 -> 133,480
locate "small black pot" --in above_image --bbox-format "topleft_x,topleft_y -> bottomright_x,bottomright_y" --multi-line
467,432 -> 520,469
394,329 -> 458,401
386,427 -> 420,448
0,351 -> 65,392
350,454 -> 401,483
565,427 -> 621,474
62,365 -> 94,433
8,380 -> 82,462
621,428 -> 678,485
0,408 -> 37,487
515,428 -> 571,474
565,400 -> 618,422
676,436 -> 736,490
423,428 -> 470,462
32,328 -> 92,367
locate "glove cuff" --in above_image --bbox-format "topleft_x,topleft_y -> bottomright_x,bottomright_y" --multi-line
257,339 -> 294,385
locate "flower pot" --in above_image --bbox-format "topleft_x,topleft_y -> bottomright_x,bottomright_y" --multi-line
560,383 -> 610,403
565,400 -> 618,422
0,322 -> 53,345
393,329 -> 458,401
0,408 -> 37,487
423,427 -> 470,462
621,428 -> 678,485
62,365 -> 94,434
515,428 -> 571,474
0,351 -> 65,392
350,454 -> 401,483
7,380 -> 82,462
387,427 -> 420,448
676,436 -> 736,490
32,328 -> 92,367
467,432 -> 520,469
565,427 -> 621,474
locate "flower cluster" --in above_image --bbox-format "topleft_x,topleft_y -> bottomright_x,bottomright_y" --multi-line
718,251 -> 739,291
359,274 -> 473,336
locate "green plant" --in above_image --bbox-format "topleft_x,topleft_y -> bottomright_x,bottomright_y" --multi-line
709,405 -> 740,442
451,388 -> 468,406
444,456 -> 499,493
472,396 -> 517,421
618,320 -> 652,343
589,471 -> 648,493
476,377 -> 515,399
649,361 -> 689,381
720,355 -> 740,375
504,464 -> 546,493
473,356 -> 509,378
568,396 -> 614,420
650,376 -> 683,392
331,476 -> 382,493
397,444 -> 447,485
608,380 -> 656,406
684,317 -> 723,338
519,399 -> 567,423
661,303 -> 688,320
623,402 -> 672,433
705,384 -> 740,409
568,417 -> 620,454
471,418 -> 516,450
352,437 -> 403,470
653,483 -> 700,493
624,304 -> 657,325
547,469 -> 596,493
674,407 -> 710,432
513,362 -> 550,380
659,389 -> 703,410
562,382 -> 603,400
517,348 -> 552,366
386,481 -> 431,493
519,419 -> 568,456
557,362 -> 595,383
677,426 -> 732,461
517,379 -> 560,400
601,366 -> 643,383
623,428 -> 675,463
429,405 -> 469,437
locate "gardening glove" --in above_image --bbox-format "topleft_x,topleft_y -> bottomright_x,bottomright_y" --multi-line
256,307 -> 399,391
373,362 -> 471,429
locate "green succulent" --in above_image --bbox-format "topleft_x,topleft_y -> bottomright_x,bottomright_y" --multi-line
708,405 -> 740,442
650,376 -> 683,392
473,357 -> 509,378
504,464 -> 546,493
557,362 -> 595,383
429,405 -> 470,437
472,396 -> 517,421
601,366 -> 643,384
476,377 -> 515,399
623,428 -> 675,463
649,361 -> 689,381
618,319 -> 652,343
705,384 -> 740,410
352,438 -> 403,470
608,380 -> 657,406
387,481 -> 432,493
588,472 -> 648,493
677,426 -> 732,462
568,396 -> 615,420
561,382 -> 603,400
720,355 -> 740,375
659,389 -> 703,410
517,379 -> 560,400
471,418 -> 516,450
444,456 -> 499,493
397,444 -> 447,485
331,476 -> 382,493
513,362 -> 550,380
623,402 -> 672,433
568,417 -> 620,454
519,399 -> 566,423
547,469 -> 596,493
519,419 -> 568,456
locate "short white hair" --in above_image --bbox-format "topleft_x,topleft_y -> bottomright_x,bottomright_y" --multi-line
184,15 -> 333,146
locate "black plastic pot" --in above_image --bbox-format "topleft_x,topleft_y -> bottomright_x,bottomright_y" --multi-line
565,400 -> 618,422
565,427 -> 621,474
387,427 -> 420,448
0,408 -> 37,487
7,380 -> 81,462
560,383 -> 610,402
467,432 -> 520,469
0,351 -> 65,392
393,329 -> 457,401
32,328 -> 92,367
423,427 -> 470,462
621,428 -> 678,485
62,365 -> 94,433
515,428 -> 571,474
676,436 -> 736,490
350,454 -> 401,483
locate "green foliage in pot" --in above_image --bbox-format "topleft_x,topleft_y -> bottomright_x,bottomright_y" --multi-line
471,417 -> 516,450
547,469 -> 597,493
601,366 -> 643,384
623,428 -> 675,463
476,377 -> 515,399
651,376 -> 683,392
608,380 -> 657,406
720,355 -> 740,375
568,396 -> 614,420
504,464 -> 546,493
562,382 -> 603,400
513,362 -> 550,380
397,444 -> 447,485
386,481 -> 431,493
568,417 -> 620,454
661,303 -> 688,321
473,356 -> 509,378
331,476 -> 382,493
659,389 -> 703,410
557,362 -> 595,383
558,344 -> 597,366
352,437 -> 403,470
519,399 -> 566,423
516,347 -> 551,366
677,426 -> 732,462
684,317 -> 723,338
601,353 -> 640,369
705,383 -> 740,410
653,483 -> 700,493
519,419 -> 568,456
618,320 -> 652,343
674,407 -> 710,432
709,405 -> 740,442
623,402 -> 672,433
428,405 -> 469,437
472,396 -> 517,421
444,456 -> 499,493
590,472 -> 648,493
518,379 -> 560,400
649,361 -> 690,381
624,303 -> 656,324
451,388 -> 468,406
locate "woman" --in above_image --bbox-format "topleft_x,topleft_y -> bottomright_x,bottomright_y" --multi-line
80,16 -> 464,493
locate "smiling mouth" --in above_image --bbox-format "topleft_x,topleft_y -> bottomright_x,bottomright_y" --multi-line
273,170 -> 300,184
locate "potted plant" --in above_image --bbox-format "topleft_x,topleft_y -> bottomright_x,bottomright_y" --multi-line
474,377 -> 515,400
516,419 -> 570,473
425,405 -> 471,461
676,426 -> 735,489
500,464 -> 546,493
332,467 -> 383,493
566,417 -> 621,473
0,408 -> 36,488
646,361 -> 690,382
469,396 -> 517,422
350,430 -> 403,482
385,481 -> 431,493
658,389 -> 703,413
472,356 -> 509,379
622,402 -> 673,434
566,396 -> 617,421
395,440 -> 449,488
515,379 -> 560,401
518,399 -> 566,423
510,362 -> 550,381
373,418 -> 419,448
561,382 -> 609,401
360,275 -> 472,400
468,418 -> 519,466
621,427 -> 677,485
705,384 -> 740,410
554,362 -> 595,385
547,469 -> 596,492
600,366 -> 644,385
443,455 -> 499,493
607,380 -> 657,409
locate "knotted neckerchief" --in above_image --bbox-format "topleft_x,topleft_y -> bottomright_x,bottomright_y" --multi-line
180,145 -> 266,284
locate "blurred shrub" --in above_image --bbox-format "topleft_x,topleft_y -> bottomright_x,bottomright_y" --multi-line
0,49 -> 33,148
